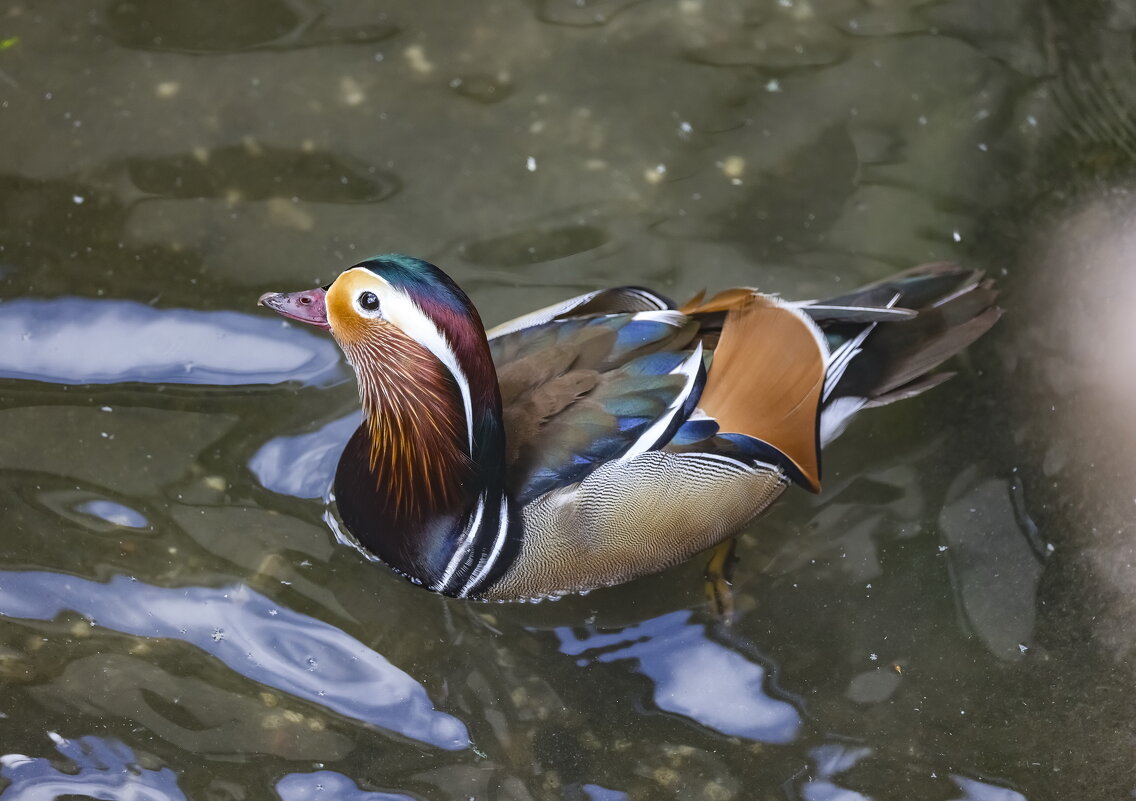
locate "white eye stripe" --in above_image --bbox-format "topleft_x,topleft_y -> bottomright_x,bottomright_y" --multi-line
366,275 -> 474,456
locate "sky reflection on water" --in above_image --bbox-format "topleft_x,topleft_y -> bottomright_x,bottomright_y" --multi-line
554,610 -> 801,743
251,411 -> 361,498
0,298 -> 344,386
0,734 -> 187,801
0,735 -> 421,801
0,571 -> 468,751
275,770 -> 415,801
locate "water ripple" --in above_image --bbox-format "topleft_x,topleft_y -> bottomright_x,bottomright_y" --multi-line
555,610 -> 800,743
0,298 -> 344,386
0,571 -> 468,751
276,770 -> 414,801
0,734 -> 187,801
251,412 -> 361,498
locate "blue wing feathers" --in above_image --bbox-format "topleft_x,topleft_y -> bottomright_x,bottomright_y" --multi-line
494,310 -> 705,502
669,418 -> 719,446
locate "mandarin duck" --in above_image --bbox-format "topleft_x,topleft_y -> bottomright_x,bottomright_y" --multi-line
259,256 -> 1000,601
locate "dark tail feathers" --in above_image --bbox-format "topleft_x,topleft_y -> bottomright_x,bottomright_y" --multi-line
799,262 -> 1002,445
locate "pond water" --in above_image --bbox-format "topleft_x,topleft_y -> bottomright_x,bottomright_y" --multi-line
2,1 -> 1135,799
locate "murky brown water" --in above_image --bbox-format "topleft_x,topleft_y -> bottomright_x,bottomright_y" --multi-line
2,1 -> 1135,799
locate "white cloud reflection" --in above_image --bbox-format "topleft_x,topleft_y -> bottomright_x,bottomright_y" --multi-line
250,411 -> 361,498
276,770 -> 415,801
0,571 -> 468,751
0,298 -> 345,386
555,610 -> 801,743
0,733 -> 187,801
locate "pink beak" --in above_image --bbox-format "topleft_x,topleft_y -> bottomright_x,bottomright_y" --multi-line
258,288 -> 330,330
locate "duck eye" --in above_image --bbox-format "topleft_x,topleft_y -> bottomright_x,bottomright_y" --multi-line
358,291 -> 380,312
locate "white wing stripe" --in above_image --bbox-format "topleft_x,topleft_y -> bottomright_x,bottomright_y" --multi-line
619,342 -> 704,461
823,323 -> 873,401
485,291 -> 603,339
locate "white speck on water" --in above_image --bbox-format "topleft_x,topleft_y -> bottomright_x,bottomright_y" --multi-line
952,230 -> 962,242
1018,643 -> 1028,653
917,115 -> 928,126
938,545 -> 948,552
525,156 -> 537,172
764,79 -> 781,92
721,155 -> 746,178
306,657 -> 318,671
404,44 -> 435,75
1026,115 -> 1038,127
339,76 -> 365,106
268,608 -> 278,616
212,629 -> 224,642
100,406 -> 112,412
978,142 -> 988,151
72,195 -> 84,204
869,653 -> 878,661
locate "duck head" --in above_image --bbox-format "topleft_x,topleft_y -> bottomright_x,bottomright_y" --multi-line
260,255 -> 505,528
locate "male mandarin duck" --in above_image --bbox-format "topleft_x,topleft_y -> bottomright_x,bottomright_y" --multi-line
259,255 -> 1000,601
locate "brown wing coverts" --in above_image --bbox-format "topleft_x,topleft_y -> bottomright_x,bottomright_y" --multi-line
684,290 -> 826,492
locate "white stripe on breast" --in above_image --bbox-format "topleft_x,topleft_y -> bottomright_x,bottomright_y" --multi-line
435,494 -> 485,593
460,494 -> 510,597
